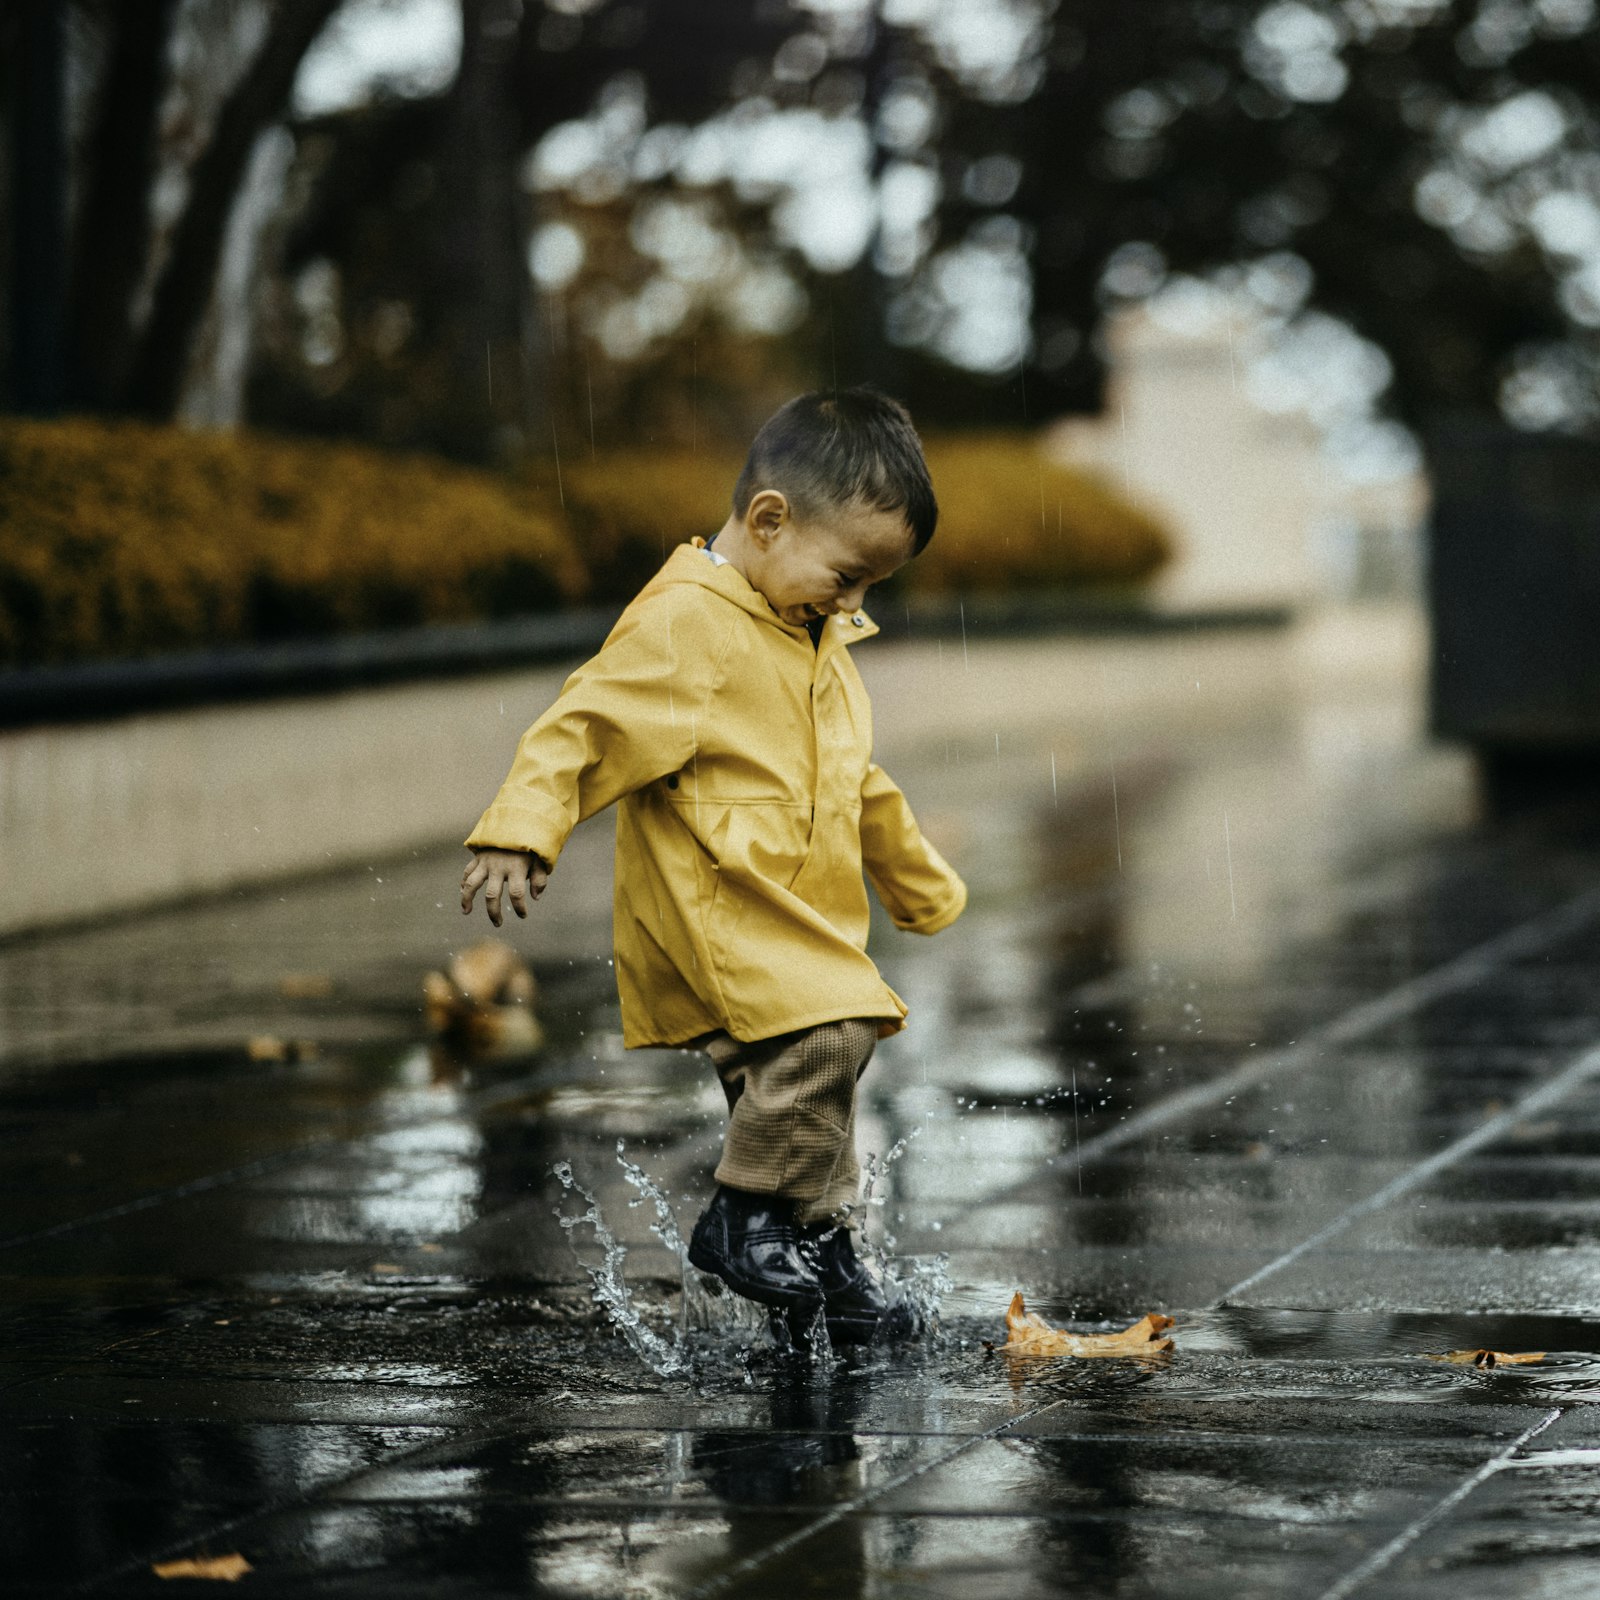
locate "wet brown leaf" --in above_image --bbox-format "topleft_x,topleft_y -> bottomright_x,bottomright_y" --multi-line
245,1036 -> 317,1063
151,1552 -> 252,1581
1426,1348 -> 1545,1368
449,940 -> 536,1007
1001,1292 -> 1175,1357
423,940 -> 543,1055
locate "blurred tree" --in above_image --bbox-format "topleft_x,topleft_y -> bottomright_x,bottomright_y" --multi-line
68,0 -> 182,409
455,0 -> 1600,451
125,0 -> 344,416
428,0 -> 533,456
3,0 -> 342,418
5,2 -> 70,413
915,0 -> 1600,431
13,1 -> 1600,457
249,0 -> 813,459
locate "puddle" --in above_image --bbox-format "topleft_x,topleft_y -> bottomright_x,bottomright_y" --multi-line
21,657 -> 1600,1594
549,1140 -> 954,1382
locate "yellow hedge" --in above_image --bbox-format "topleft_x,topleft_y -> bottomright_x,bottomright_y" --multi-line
0,417 -> 587,668
911,434 -> 1171,595
0,419 -> 1170,670
553,448 -> 738,602
552,434 -> 1171,601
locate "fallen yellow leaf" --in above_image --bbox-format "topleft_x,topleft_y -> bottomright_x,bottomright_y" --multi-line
152,1552 -> 252,1581
1426,1348 -> 1545,1368
1001,1291 -> 1175,1357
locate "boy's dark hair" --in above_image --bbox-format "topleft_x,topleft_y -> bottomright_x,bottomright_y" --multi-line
732,386 -> 937,554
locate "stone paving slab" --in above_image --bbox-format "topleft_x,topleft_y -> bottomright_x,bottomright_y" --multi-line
6,635 -> 1600,1596
1229,1244 -> 1600,1317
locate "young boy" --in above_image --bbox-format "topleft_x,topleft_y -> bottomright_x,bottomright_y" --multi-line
459,387 -> 966,1343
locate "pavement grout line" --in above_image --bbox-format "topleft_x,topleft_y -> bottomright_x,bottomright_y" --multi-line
79,1395 -> 1044,1598
1217,1038 -> 1600,1305
74,1416 -> 543,1596
948,879 -> 1600,1221
682,1395 -> 1072,1600
8,827 -> 1583,1258
676,1359 -> 1527,1600
1313,1407 -> 1564,1600
0,1048 -> 632,1251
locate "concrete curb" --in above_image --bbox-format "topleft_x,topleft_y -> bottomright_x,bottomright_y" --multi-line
0,597 -> 1290,729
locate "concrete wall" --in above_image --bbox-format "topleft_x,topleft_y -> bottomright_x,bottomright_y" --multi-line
1050,301 -> 1428,611
0,608 -> 1427,939
0,665 -> 572,938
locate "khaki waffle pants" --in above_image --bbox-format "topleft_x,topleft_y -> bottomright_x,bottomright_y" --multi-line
693,1018 -> 879,1226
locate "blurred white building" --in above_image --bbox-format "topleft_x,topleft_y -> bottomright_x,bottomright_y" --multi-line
1047,296 -> 1429,613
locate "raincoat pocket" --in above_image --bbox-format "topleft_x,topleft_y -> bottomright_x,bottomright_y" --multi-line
700,802 -> 738,933
741,801 -> 814,893
705,803 -> 813,979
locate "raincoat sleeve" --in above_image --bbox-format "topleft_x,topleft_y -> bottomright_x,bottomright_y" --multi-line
859,761 -> 967,934
465,590 -> 721,868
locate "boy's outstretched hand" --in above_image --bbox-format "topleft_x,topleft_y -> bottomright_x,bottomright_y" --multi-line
461,848 -> 550,926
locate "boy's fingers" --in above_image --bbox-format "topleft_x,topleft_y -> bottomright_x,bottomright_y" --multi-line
460,853 -> 540,921
459,858 -> 488,914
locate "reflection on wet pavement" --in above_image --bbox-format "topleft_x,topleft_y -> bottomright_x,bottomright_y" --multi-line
5,626 -> 1600,1596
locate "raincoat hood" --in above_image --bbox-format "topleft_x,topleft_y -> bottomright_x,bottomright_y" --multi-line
658,536 -> 883,648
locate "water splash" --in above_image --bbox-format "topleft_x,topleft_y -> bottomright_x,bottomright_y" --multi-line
617,1141 -> 687,1257
614,1140 -> 764,1340
551,1158 -> 690,1378
556,1135 -> 950,1373
554,1144 -> 770,1372
837,1125 -> 953,1333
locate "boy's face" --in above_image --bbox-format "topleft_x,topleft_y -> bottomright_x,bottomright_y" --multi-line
744,492 -> 915,629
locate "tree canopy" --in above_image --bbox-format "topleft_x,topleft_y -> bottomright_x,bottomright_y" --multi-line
6,0 -> 1600,458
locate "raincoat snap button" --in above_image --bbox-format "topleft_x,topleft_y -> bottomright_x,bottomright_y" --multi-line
851,614 -> 865,627
666,774 -> 679,789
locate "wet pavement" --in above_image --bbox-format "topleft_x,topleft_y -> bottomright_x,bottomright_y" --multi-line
6,618 -> 1600,1597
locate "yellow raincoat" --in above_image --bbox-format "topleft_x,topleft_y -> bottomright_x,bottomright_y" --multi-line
466,537 -> 967,1047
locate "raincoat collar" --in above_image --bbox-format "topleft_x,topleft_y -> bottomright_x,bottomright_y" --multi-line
674,537 -> 880,654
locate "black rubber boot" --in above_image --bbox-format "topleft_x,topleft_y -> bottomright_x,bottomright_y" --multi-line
688,1186 -> 824,1312
803,1223 -> 922,1345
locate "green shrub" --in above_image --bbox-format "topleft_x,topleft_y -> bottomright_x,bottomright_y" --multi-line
554,447 -> 738,604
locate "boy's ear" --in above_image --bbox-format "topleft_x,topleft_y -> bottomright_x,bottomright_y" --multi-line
746,489 -> 790,545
